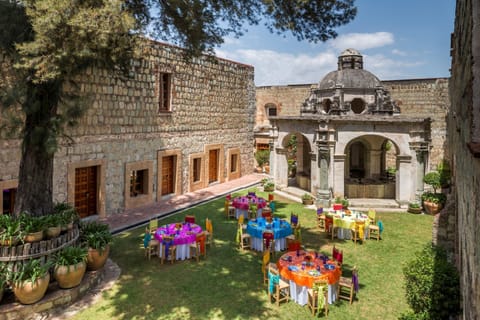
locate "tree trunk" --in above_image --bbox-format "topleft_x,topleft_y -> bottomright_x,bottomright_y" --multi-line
14,82 -> 59,217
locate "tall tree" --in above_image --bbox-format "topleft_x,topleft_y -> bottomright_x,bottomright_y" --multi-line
0,0 -> 356,217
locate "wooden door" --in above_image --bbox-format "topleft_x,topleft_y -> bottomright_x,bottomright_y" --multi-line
161,156 -> 175,195
75,166 -> 97,218
2,188 -> 16,215
209,149 -> 218,183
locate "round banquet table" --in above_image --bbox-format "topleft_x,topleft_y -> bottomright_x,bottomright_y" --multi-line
328,210 -> 370,240
277,250 -> 341,306
246,217 -> 292,252
231,195 -> 267,219
154,222 -> 203,260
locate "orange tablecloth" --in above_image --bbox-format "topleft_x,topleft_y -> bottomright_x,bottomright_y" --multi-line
277,250 -> 341,287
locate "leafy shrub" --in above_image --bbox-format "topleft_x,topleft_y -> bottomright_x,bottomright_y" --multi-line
255,149 -> 270,167
401,243 -> 460,320
421,192 -> 446,205
55,246 -> 88,266
80,221 -> 113,253
301,193 -> 312,200
423,171 -> 441,193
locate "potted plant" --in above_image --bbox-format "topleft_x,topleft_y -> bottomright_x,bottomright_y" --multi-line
422,171 -> 446,214
263,180 -> 275,192
20,214 -> 46,243
54,202 -> 79,231
54,246 -> 88,289
44,214 -> 62,239
301,193 -> 314,205
0,215 -> 24,247
408,202 -> 422,214
11,258 -> 52,305
80,221 -> 113,271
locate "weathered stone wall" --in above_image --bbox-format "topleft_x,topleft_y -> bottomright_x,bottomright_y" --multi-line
384,78 -> 450,168
255,78 -> 449,168
448,0 -> 480,318
0,39 -> 256,215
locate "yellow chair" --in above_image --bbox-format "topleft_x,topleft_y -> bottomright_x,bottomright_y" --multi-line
238,214 -> 247,230
238,225 -> 251,250
204,218 -> 214,246
337,266 -> 359,304
369,222 -> 381,241
149,219 -> 158,233
307,279 -> 329,317
367,208 -> 376,224
351,220 -> 366,245
225,200 -> 235,219
267,263 -> 290,306
262,250 -> 270,284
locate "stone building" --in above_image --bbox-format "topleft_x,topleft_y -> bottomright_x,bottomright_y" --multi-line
0,39 -> 256,218
448,0 -> 480,317
256,49 -> 449,207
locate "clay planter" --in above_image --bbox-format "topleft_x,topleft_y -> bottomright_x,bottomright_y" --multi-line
13,273 -> 50,305
54,261 -> 87,289
24,230 -> 44,243
87,245 -> 110,271
45,226 -> 61,239
408,207 -> 423,214
302,199 -> 314,205
423,201 -> 443,215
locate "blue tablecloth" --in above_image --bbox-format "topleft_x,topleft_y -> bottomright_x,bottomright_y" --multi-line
246,217 -> 292,239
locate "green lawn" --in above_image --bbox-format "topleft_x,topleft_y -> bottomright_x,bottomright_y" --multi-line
71,188 -> 433,320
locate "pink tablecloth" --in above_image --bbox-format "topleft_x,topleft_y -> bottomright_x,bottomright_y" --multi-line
154,223 -> 202,245
232,196 -> 267,210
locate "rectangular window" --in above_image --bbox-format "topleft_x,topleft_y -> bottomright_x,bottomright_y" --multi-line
193,158 -> 202,182
257,143 -> 270,151
130,169 -> 148,197
268,107 -> 277,117
159,72 -> 171,112
230,154 -> 238,173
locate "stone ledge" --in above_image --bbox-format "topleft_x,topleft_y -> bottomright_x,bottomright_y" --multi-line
0,259 -> 120,320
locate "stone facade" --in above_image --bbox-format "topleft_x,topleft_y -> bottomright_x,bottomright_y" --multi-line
256,79 -> 449,171
0,39 -> 256,217
448,0 -> 480,318
256,51 -> 449,207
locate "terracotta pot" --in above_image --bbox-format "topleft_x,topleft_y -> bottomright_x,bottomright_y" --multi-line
302,199 -> 314,205
408,207 -> 422,214
87,245 -> 110,271
0,238 -> 20,247
423,201 -> 443,215
54,261 -> 86,289
24,231 -> 44,243
13,273 -> 50,305
45,226 -> 61,239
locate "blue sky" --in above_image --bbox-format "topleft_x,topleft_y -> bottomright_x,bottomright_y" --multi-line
215,0 -> 456,86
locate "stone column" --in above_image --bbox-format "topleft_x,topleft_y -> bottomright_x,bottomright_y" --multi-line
316,142 -> 331,208
396,155 -> 413,204
296,134 -> 305,175
369,149 -> 383,179
275,147 -> 289,189
334,154 -> 346,198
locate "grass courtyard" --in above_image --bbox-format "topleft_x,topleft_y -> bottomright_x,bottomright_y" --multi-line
71,188 -> 434,320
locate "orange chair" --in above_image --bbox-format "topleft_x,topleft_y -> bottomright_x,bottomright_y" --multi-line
190,232 -> 207,262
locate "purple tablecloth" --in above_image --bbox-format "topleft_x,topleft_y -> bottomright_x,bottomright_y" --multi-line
154,223 -> 202,245
232,196 -> 267,210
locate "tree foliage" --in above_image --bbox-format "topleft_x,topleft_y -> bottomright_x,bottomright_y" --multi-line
0,0 -> 356,216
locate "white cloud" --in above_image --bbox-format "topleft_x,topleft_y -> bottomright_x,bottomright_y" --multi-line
363,54 -> 425,79
392,49 -> 407,56
329,32 -> 394,51
216,49 -> 337,86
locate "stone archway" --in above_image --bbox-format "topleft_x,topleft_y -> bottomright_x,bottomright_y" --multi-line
281,132 -> 312,191
343,135 -> 400,199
